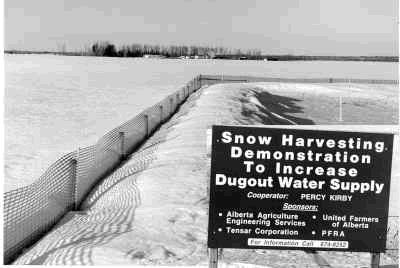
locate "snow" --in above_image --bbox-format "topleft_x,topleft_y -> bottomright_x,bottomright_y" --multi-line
239,82 -> 398,124
13,82 -> 399,267
5,55 -> 398,191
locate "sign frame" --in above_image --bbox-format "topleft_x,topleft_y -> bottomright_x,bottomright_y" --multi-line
207,125 -> 394,253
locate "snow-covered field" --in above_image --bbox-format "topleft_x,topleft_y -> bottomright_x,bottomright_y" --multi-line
13,83 -> 399,266
4,54 -> 398,191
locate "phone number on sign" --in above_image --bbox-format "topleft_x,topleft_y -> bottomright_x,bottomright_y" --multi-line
248,238 -> 349,249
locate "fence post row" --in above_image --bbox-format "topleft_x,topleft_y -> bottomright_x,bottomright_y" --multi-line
3,75 -> 205,264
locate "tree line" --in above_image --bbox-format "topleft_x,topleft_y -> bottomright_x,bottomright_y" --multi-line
89,41 -> 262,58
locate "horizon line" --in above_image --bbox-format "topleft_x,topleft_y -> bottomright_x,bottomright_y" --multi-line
4,49 -> 399,59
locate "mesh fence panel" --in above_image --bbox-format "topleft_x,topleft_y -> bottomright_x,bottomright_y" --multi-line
159,97 -> 171,121
4,151 -> 77,263
167,95 -> 175,115
3,77 -> 201,264
179,87 -> 187,102
119,113 -> 148,156
144,105 -> 163,134
75,145 -> 96,205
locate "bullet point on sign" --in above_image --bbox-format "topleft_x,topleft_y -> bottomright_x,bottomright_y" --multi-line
218,228 -> 222,232
312,231 -> 316,235
218,213 -> 223,216
312,215 -> 316,219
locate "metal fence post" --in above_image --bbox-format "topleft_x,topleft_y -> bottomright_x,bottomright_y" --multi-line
144,114 -> 149,137
199,75 -> 202,88
169,98 -> 174,115
70,157 -> 78,210
159,105 -> 164,123
119,131 -> 125,159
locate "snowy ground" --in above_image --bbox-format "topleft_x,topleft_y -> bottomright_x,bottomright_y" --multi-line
243,82 -> 398,124
5,54 -> 398,191
13,82 -> 399,267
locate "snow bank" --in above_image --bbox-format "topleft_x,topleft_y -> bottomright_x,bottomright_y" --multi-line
240,82 -> 398,124
13,83 -> 399,267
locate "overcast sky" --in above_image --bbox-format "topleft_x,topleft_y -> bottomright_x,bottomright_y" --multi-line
4,0 -> 399,56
